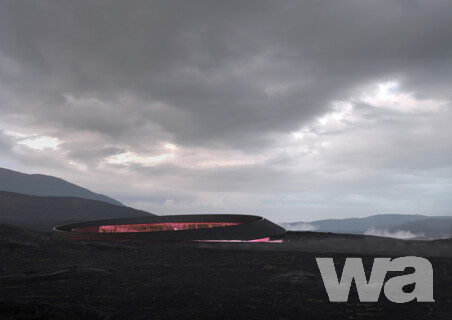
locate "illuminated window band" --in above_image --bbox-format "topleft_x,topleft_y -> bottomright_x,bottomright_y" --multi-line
73,222 -> 241,233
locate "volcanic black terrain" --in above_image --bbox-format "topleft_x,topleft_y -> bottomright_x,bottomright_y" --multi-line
0,223 -> 451,320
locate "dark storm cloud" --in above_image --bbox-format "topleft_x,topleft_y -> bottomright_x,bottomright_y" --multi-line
65,146 -> 124,164
1,0 -> 451,150
1,0 -> 452,220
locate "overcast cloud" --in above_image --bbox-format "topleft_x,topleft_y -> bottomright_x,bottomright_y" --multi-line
0,0 -> 451,222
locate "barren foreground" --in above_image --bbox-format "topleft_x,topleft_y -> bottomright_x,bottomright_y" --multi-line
0,224 -> 451,320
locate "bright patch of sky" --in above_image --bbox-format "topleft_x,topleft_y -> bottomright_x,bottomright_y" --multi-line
105,144 -> 177,167
361,81 -> 448,114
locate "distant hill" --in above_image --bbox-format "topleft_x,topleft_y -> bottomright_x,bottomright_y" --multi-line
0,167 -> 123,206
280,214 -> 452,239
388,217 -> 452,238
0,191 -> 153,232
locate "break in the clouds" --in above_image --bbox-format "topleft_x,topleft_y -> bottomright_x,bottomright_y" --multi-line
0,0 -> 451,222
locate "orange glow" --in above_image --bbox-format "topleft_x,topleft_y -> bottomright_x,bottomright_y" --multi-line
73,222 -> 241,233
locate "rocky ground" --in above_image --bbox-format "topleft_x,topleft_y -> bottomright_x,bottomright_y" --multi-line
0,223 -> 451,319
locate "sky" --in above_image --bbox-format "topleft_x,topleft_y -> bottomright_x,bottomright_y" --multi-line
0,0 -> 451,222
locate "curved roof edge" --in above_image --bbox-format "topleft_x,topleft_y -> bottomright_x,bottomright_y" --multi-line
53,214 -> 286,241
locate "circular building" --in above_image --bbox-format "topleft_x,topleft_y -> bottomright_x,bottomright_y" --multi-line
53,214 -> 286,242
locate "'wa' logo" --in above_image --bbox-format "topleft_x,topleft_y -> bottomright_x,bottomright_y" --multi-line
316,256 -> 434,303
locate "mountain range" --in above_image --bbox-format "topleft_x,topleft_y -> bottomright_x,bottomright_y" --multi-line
280,214 -> 452,239
0,167 -> 123,206
0,167 -> 153,231
1,166 -> 450,238
0,191 -> 152,232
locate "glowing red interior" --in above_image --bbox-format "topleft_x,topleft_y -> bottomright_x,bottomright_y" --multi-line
72,222 -> 241,233
195,237 -> 283,243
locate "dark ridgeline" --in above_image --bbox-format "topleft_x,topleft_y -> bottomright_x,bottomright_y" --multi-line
0,167 -> 123,206
0,191 -> 153,232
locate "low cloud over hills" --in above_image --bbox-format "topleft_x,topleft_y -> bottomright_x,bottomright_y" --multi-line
281,214 -> 452,239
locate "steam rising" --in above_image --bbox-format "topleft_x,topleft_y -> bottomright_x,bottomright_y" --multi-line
280,223 -> 318,232
364,227 -> 425,239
